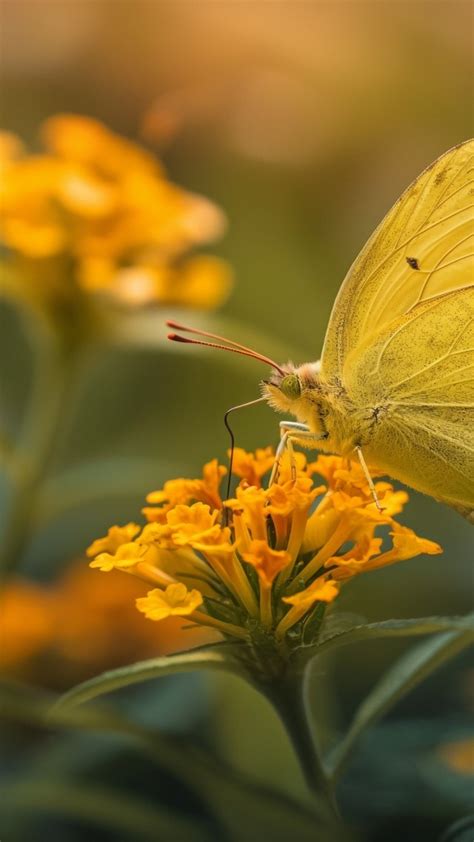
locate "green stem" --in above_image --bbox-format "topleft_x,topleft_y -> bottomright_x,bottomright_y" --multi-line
0,344 -> 76,577
263,672 -> 340,820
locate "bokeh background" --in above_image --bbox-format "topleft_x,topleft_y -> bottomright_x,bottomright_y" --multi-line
1,2 -> 473,841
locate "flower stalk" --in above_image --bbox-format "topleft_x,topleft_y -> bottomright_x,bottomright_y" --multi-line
263,673 -> 340,818
0,343 -> 75,577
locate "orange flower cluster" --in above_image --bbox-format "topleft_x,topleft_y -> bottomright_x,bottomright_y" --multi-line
87,448 -> 442,647
0,562 -> 211,690
0,115 -> 231,307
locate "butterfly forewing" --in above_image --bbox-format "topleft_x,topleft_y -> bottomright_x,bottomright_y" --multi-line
321,139 -> 474,380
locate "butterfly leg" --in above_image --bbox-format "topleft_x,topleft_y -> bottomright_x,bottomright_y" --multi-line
270,422 -> 324,485
355,445 -> 383,511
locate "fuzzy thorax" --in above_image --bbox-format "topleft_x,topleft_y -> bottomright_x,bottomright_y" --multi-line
263,361 -> 363,455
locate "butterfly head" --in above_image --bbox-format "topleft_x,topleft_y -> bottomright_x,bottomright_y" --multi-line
262,362 -> 321,415
166,320 -> 321,420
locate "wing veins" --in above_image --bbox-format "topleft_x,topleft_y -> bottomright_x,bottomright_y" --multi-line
387,347 -> 474,393
391,368 -> 474,400
374,296 -> 472,388
419,155 -> 474,227
398,415 -> 474,456
393,401 -> 474,408
434,174 -> 474,212
392,152 -> 461,248
357,209 -> 473,341
393,422 -> 473,486
394,144 -> 473,247
323,141 -> 474,380
390,419 -> 474,479
411,234 -> 474,307
394,206 -> 472,264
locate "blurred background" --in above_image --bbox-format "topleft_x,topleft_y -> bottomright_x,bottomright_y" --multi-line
1,2 -> 473,840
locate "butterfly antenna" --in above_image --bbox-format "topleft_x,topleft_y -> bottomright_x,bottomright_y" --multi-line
167,320 -> 286,375
223,396 -> 266,523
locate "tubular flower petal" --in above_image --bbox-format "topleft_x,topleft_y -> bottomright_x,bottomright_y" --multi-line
136,583 -> 203,621
166,502 -> 220,538
266,477 -> 322,517
137,522 -> 174,548
87,447 -> 442,649
362,524 -> 443,572
283,578 -> 340,610
278,578 -> 340,638
325,536 -> 384,580
308,455 -> 380,494
390,524 -> 443,559
301,506 -> 341,554
145,460 -> 226,516
90,542 -> 148,573
242,540 -> 291,589
86,524 -> 141,558
241,539 -> 290,627
226,485 -> 268,541
230,447 -> 276,488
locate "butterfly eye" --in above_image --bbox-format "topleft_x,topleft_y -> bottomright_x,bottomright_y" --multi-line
280,374 -> 301,399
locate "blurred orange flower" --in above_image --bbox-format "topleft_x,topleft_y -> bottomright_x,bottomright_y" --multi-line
0,114 -> 232,308
0,562 -> 212,691
438,737 -> 474,776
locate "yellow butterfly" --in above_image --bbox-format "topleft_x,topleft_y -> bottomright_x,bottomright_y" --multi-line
168,140 -> 474,521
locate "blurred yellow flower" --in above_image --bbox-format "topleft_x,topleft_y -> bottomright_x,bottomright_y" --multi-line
87,447 -> 442,651
0,115 -> 232,308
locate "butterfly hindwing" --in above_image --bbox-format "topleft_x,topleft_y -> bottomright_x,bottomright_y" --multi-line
343,286 -> 474,512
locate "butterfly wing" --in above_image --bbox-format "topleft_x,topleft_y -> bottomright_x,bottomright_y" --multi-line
343,286 -> 474,514
321,140 -> 474,380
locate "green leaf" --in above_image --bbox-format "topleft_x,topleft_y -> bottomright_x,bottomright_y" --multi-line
2,679 -> 340,842
325,627 -> 473,780
2,779 -> 211,842
291,614 -> 474,669
54,644 -> 246,711
201,768 -> 344,842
